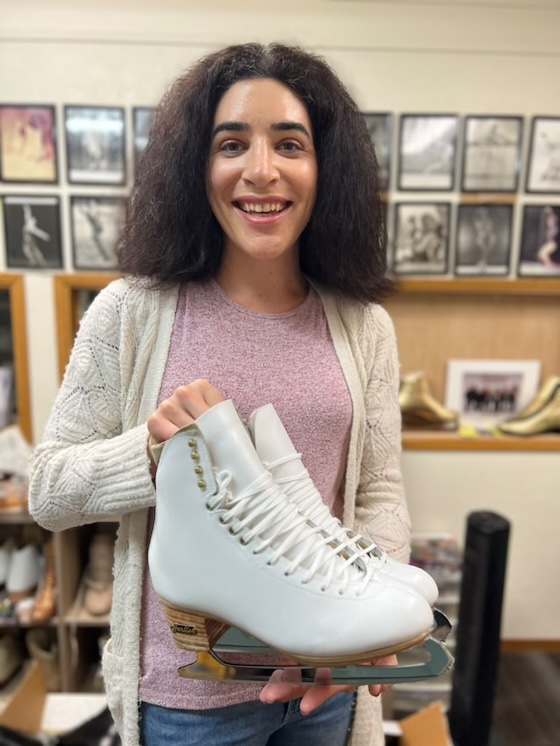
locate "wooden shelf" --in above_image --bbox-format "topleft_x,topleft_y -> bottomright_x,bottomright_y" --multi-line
394,277 -> 560,296
402,430 -> 560,451
53,273 -> 119,379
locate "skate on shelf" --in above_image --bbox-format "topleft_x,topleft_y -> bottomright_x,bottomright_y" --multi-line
149,399 -> 454,686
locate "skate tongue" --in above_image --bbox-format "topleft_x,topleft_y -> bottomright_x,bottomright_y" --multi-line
196,400 -> 267,493
248,404 -> 302,481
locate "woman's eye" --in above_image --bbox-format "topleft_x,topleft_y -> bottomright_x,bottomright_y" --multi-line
219,141 -> 244,154
278,141 -> 302,154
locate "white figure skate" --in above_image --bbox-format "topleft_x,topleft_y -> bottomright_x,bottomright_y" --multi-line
247,404 -> 439,605
149,400 -> 452,685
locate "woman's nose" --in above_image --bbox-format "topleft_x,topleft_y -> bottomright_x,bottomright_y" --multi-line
242,142 -> 279,186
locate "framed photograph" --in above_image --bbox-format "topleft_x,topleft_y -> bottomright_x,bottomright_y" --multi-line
133,107 -> 156,172
391,202 -> 451,275
363,112 -> 392,191
2,195 -> 63,269
461,116 -> 523,193
526,117 -> 560,194
0,105 -> 58,183
65,106 -> 126,185
445,359 -> 541,429
70,196 -> 126,270
398,114 -> 458,191
454,204 -> 513,276
517,204 -> 560,276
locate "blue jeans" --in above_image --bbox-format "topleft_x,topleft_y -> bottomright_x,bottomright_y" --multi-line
139,693 -> 355,745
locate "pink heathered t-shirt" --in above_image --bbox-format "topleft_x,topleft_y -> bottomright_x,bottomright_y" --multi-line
139,279 -> 352,710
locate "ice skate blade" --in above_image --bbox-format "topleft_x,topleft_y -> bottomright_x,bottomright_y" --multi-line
432,608 -> 452,642
177,637 -> 453,685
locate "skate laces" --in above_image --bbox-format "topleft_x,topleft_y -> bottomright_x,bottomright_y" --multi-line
263,453 -> 387,566
206,469 -> 374,595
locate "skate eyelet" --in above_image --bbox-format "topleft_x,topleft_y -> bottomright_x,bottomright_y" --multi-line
240,537 -> 248,546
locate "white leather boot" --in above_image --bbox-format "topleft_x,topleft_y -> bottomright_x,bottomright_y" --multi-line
149,399 -> 433,665
247,404 -> 439,606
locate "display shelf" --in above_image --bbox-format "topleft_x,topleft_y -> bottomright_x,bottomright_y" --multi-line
386,278 -> 560,452
53,273 -> 119,379
0,274 -> 32,443
402,430 -> 560,452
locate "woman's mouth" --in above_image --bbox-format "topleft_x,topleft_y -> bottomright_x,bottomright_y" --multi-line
235,201 -> 291,215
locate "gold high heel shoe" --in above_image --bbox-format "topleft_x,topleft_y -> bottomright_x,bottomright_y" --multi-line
399,372 -> 459,430
498,378 -> 560,436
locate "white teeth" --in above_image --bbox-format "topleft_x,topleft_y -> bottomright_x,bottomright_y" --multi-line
239,202 -> 285,214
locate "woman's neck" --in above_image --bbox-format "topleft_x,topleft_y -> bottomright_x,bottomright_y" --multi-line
215,260 -> 308,314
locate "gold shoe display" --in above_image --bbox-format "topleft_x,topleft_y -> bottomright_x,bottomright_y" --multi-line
498,378 -> 560,436
399,372 -> 459,430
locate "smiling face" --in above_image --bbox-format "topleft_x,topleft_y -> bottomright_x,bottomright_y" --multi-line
207,78 -> 318,271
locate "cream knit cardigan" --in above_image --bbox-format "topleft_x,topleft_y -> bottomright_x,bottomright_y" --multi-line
29,278 -> 411,746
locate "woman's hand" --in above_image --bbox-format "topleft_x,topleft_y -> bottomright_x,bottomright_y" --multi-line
259,654 -> 398,714
147,379 -> 225,473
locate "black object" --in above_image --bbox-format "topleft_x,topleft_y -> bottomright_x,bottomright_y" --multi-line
56,706 -> 121,746
448,510 -> 511,746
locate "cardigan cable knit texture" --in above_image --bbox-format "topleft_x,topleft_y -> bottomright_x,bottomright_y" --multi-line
29,278 -> 411,746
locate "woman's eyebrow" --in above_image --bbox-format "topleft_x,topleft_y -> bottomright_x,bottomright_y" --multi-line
212,121 -> 311,139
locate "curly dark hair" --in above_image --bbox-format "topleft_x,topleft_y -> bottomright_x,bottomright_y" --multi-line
118,42 -> 392,303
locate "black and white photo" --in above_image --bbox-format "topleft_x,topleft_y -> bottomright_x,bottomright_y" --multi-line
65,106 -> 126,185
2,195 -> 63,269
133,107 -> 156,172
392,202 -> 450,275
454,204 -> 513,276
518,204 -> 560,276
363,113 -> 392,191
461,116 -> 523,192
526,117 -> 560,194
398,114 -> 458,191
71,196 -> 126,270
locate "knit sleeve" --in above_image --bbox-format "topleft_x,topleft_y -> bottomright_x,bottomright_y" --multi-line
353,305 -> 411,564
28,281 -> 156,531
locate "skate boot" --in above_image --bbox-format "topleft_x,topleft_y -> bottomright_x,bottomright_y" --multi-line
149,400 -> 434,667
247,404 -> 439,606
399,372 -> 459,430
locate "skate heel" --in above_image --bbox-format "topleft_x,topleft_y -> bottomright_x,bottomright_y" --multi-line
161,600 -> 229,652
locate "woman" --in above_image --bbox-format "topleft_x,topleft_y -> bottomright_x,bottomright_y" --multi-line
30,43 -> 417,746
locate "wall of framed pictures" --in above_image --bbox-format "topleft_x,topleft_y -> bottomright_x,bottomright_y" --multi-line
2,0 -> 560,647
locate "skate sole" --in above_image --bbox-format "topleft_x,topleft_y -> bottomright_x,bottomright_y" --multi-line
160,597 -> 431,666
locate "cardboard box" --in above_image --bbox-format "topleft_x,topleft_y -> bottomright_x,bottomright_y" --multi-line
384,702 -> 453,746
0,661 -> 107,736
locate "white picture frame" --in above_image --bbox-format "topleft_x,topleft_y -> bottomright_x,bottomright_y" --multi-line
445,359 -> 541,428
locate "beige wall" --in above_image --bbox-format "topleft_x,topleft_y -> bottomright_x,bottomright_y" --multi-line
2,0 -> 559,640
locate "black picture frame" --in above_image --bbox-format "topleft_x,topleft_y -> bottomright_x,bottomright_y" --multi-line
133,107 -> 156,173
525,117 -> 560,194
2,195 -> 63,269
517,204 -> 560,277
362,112 -> 392,192
0,104 -> 58,184
64,105 -> 126,186
70,195 -> 127,270
391,201 -> 451,275
461,116 -> 523,193
397,114 -> 458,191
454,203 -> 513,277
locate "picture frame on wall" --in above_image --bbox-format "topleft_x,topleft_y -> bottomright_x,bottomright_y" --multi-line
70,196 -> 127,270
133,107 -> 156,172
461,116 -> 523,193
0,105 -> 58,183
445,359 -> 541,429
391,202 -> 451,275
526,117 -> 560,194
363,112 -> 392,191
518,204 -> 560,276
65,106 -> 126,185
397,114 -> 458,191
454,203 -> 513,276
2,195 -> 63,269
